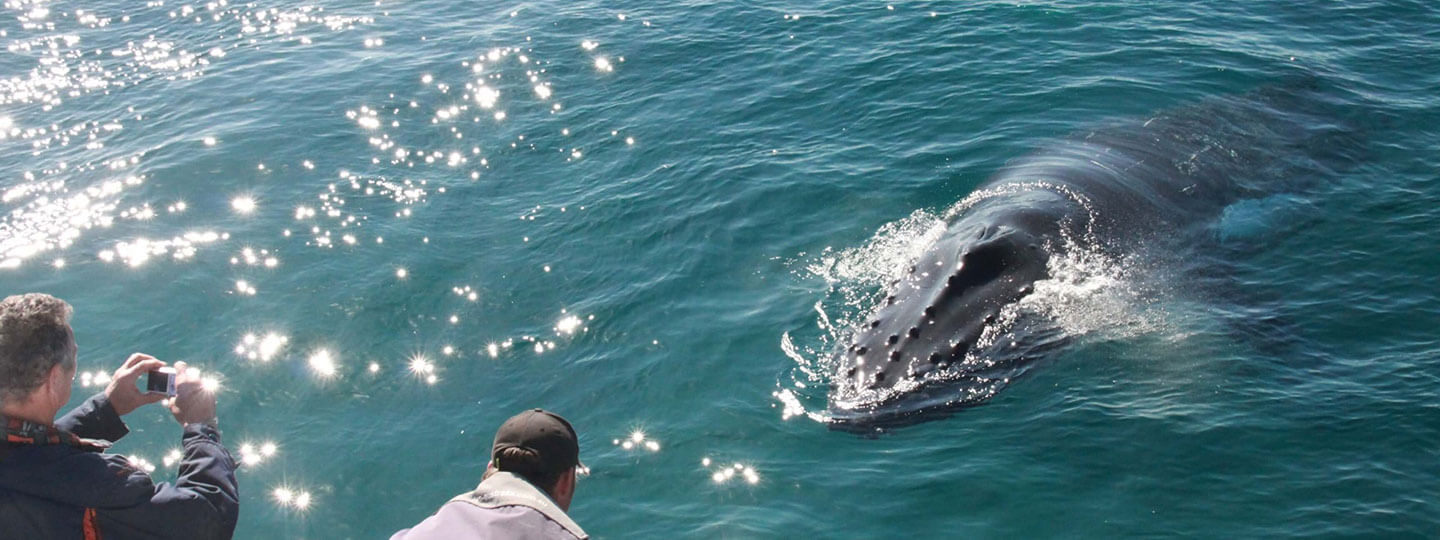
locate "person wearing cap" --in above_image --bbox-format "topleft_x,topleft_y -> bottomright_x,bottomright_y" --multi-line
391,408 -> 588,540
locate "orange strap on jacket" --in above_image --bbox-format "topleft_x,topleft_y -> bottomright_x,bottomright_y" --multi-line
83,507 -> 101,540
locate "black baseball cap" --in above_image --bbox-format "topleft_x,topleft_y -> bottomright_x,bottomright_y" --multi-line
492,409 -> 583,473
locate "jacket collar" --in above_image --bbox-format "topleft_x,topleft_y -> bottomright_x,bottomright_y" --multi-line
450,471 -> 587,538
0,415 -> 110,453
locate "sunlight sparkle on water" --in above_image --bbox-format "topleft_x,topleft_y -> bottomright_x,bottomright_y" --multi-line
707,462 -> 761,485
232,247 -> 279,268
272,485 -> 314,511
350,106 -> 381,129
2,174 -> 148,268
408,355 -> 435,380
474,86 -> 499,109
236,332 -> 287,362
98,230 -> 226,267
239,441 -> 279,466
452,286 -> 479,302
231,196 -> 256,214
594,57 -> 613,72
308,349 -> 338,378
615,429 -> 661,452
555,313 -> 585,336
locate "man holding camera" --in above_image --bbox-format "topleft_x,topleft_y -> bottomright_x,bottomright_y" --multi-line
392,408 -> 589,540
0,293 -> 239,539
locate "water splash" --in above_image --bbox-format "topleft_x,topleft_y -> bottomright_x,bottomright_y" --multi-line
782,203 -> 1177,424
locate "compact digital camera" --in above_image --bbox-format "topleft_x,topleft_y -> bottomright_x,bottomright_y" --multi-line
146,367 -> 177,396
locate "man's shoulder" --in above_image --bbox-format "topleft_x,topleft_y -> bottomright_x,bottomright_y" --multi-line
444,473 -> 587,539
410,500 -> 586,540
391,473 -> 587,540
1,443 -> 145,482
0,445 -> 154,507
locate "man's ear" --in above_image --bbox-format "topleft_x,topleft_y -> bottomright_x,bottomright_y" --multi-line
44,362 -> 71,404
552,468 -> 576,510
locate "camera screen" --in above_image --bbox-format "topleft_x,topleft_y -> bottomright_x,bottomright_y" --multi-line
146,368 -> 175,395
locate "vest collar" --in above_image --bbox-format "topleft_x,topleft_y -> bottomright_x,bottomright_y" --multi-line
450,471 -> 587,538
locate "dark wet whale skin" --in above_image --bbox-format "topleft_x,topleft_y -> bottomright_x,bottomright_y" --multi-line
827,86 -> 1349,430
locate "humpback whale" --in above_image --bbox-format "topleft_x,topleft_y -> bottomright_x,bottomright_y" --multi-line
826,83 -> 1352,430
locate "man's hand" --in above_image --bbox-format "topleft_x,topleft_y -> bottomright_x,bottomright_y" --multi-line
168,361 -> 217,426
105,353 -> 169,416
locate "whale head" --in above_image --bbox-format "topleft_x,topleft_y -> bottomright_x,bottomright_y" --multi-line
827,220 -> 1053,430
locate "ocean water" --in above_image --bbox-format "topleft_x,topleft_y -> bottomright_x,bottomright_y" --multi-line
3,0 -> 1439,538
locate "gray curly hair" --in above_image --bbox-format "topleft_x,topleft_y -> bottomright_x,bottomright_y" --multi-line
0,293 -> 77,406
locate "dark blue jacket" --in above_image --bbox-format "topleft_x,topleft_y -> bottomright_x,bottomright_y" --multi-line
0,393 -> 239,539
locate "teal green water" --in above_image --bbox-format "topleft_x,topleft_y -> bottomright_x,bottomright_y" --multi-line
3,1 -> 1439,537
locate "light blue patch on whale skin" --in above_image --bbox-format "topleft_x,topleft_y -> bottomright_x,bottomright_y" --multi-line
1216,194 -> 1314,245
